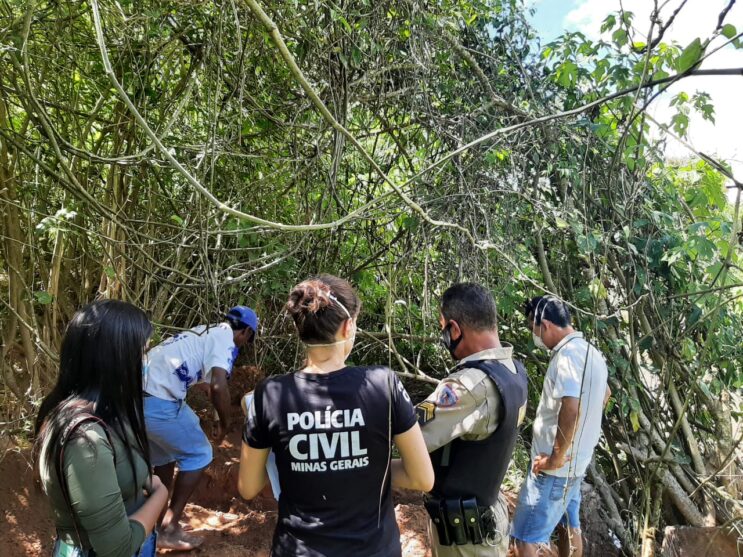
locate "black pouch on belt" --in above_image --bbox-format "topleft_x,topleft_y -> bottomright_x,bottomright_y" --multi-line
461,498 -> 484,544
424,498 -> 452,546
445,499 -> 468,545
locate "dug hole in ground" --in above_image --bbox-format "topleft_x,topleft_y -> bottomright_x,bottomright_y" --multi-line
0,366 -> 639,556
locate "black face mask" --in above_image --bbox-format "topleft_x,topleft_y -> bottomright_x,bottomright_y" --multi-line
440,323 -> 463,360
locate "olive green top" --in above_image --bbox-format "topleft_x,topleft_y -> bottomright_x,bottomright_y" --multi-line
39,421 -> 149,557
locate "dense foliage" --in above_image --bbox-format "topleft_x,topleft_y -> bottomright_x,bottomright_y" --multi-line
1,0 -> 741,552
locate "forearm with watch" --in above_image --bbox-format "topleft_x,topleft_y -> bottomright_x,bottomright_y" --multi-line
532,396 -> 580,475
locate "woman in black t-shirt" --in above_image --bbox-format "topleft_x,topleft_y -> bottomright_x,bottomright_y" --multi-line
238,274 -> 433,557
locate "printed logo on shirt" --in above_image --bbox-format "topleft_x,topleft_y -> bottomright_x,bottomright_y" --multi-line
173,361 -> 193,389
286,406 -> 369,473
226,346 -> 239,373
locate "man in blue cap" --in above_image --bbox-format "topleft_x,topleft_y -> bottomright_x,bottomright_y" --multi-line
143,306 -> 258,551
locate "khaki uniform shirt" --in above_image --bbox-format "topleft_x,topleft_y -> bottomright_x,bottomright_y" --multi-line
419,345 -> 526,557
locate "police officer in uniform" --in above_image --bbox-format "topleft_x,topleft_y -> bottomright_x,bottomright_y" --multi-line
417,283 -> 528,557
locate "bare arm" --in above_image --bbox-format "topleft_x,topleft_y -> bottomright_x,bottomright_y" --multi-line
210,367 -> 230,441
391,423 -> 434,492
532,396 -> 580,475
129,475 -> 169,536
603,385 -> 612,407
238,442 -> 269,500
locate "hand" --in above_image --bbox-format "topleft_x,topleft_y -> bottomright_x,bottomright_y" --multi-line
211,421 -> 227,444
531,452 -> 569,475
144,473 -> 164,496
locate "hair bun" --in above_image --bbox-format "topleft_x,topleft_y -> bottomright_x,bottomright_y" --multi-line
286,280 -> 332,316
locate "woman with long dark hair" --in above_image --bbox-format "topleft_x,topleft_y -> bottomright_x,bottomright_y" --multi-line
238,274 -> 433,556
35,300 -> 168,557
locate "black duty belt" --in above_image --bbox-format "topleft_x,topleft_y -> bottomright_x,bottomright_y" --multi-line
424,496 -> 504,547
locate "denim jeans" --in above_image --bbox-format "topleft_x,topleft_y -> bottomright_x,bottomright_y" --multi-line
52,531 -> 157,557
511,471 -> 583,544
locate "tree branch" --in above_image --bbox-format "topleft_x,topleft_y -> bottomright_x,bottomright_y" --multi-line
89,0 -> 387,233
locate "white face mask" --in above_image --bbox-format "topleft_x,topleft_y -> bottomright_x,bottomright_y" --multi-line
531,297 -> 554,351
533,329 -> 548,351
344,322 -> 357,356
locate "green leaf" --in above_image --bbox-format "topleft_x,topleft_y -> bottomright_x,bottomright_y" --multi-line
612,28 -> 628,47
653,70 -> 669,81
170,215 -> 184,226
680,338 -> 697,360
401,215 -> 419,230
675,38 -> 703,73
721,24 -> 736,39
629,411 -> 640,432
556,61 -> 578,87
351,47 -> 362,67
555,216 -> 570,229
671,112 -> 689,136
697,380 -> 714,400
337,15 -> 353,33
600,14 -> 616,33
34,291 -> 54,305
588,277 -> 608,300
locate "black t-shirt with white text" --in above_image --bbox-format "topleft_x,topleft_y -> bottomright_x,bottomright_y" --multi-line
243,365 -> 417,557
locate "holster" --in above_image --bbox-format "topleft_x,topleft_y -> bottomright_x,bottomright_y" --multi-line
461,498 -> 483,545
424,496 -> 496,546
424,497 -> 451,546
445,499 -> 468,545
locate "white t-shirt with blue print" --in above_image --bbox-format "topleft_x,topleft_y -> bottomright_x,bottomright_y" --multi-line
144,323 -> 238,401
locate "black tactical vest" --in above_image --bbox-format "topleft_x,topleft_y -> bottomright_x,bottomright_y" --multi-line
430,359 -> 528,507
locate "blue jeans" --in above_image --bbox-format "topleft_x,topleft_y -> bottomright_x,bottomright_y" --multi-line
52,531 -> 157,557
511,471 -> 582,544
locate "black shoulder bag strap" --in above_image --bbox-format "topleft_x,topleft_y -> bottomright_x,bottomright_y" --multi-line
56,413 -> 117,551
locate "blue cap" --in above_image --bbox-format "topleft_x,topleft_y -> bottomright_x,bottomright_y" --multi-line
226,306 -> 258,333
